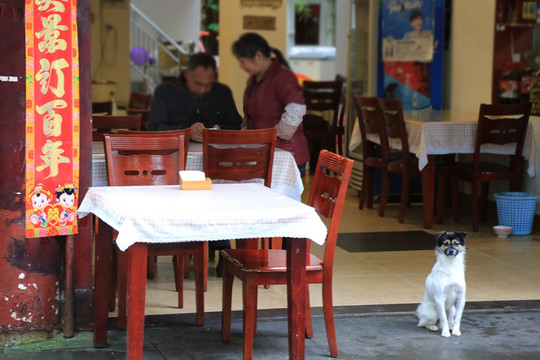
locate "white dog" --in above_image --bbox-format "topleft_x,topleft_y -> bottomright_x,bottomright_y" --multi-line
416,231 -> 467,337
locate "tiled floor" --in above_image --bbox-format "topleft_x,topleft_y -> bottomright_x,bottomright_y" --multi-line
139,175 -> 540,316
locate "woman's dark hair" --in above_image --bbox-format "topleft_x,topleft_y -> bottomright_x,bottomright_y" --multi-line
409,10 -> 423,23
232,32 -> 290,69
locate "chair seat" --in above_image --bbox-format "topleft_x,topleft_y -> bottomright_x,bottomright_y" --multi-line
221,249 -> 323,273
387,158 -> 421,175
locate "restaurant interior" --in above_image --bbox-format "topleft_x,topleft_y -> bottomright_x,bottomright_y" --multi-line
3,0 -> 540,358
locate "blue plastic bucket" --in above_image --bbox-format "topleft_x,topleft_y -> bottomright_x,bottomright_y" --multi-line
494,192 -> 537,235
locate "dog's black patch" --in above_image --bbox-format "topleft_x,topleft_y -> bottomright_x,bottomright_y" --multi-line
337,231 -> 434,252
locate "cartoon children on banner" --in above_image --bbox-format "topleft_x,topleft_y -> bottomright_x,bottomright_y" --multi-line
26,183 -> 77,236
28,184 -> 52,228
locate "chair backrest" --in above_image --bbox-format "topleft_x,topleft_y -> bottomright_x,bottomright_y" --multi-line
127,92 -> 152,110
92,114 -> 142,142
474,102 -> 531,172
202,128 -> 277,186
353,95 -> 384,157
103,133 -> 185,186
335,74 -> 347,130
302,79 -> 344,128
308,150 -> 353,269
92,101 -> 113,115
377,98 -> 412,164
118,129 -> 191,163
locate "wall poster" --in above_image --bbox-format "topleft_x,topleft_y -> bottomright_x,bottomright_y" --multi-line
25,0 -> 80,238
379,0 -> 444,110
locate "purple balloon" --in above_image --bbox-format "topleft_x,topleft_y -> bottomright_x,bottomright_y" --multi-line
130,47 -> 149,66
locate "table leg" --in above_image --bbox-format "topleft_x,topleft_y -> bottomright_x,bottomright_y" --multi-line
421,155 -> 436,229
286,237 -> 307,360
93,218 -> 113,347
126,243 -> 148,360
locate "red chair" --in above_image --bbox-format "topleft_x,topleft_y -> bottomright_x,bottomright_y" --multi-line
126,92 -> 152,130
436,102 -> 531,231
353,95 -> 387,210
203,128 -> 277,254
378,98 -> 422,223
302,78 -> 345,170
104,132 -> 204,328
92,114 -> 142,142
220,150 -> 353,359
116,129 -> 202,285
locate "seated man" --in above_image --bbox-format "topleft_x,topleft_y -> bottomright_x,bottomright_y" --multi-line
147,52 -> 242,142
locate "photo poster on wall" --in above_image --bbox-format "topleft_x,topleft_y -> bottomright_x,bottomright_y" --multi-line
377,0 -> 445,110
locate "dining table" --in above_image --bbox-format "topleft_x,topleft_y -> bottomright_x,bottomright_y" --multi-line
350,109 -> 537,229
78,183 -> 328,360
92,141 -> 304,201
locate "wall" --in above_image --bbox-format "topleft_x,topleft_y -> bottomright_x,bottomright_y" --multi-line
131,0 -> 200,47
447,0 -> 495,111
91,0 -> 131,107
219,2 -> 288,113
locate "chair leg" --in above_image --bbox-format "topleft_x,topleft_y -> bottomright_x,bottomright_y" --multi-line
221,261 -> 233,343
174,255 -> 184,308
365,167 -> 376,209
305,285 -> 313,339
480,182 -> 489,222
183,255 -> 190,279
398,175 -> 411,223
194,246 -> 205,326
108,250 -> 118,312
147,255 -> 157,279
471,181 -> 479,232
322,278 -> 338,357
203,242 -> 208,292
378,169 -> 390,217
117,251 -> 128,330
243,280 -> 257,360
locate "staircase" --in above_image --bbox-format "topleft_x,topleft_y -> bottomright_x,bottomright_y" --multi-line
130,3 -> 194,93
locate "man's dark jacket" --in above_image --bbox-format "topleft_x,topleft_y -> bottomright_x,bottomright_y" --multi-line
147,76 -> 242,131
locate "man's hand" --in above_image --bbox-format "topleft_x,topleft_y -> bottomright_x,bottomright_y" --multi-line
190,122 -> 205,142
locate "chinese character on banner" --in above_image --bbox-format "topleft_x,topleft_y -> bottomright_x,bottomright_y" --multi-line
25,0 -> 80,238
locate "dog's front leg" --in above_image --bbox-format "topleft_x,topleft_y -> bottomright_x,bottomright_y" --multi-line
451,293 -> 466,336
435,296 -> 450,337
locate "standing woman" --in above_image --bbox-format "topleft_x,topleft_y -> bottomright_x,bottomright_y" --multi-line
232,32 -> 310,175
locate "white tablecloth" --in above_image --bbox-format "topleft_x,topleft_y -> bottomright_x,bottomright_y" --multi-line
78,183 -> 327,251
350,110 -> 537,177
92,142 -> 304,201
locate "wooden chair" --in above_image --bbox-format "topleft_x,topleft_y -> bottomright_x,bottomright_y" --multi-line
353,95 -> 387,210
334,74 -> 347,155
126,92 -> 152,130
202,128 -> 276,185
302,78 -> 344,171
92,114 -> 142,142
92,100 -> 113,115
104,132 -> 205,329
203,128 -> 277,252
377,98 -> 421,223
116,129 -> 200,285
436,102 -> 531,231
220,150 -> 353,359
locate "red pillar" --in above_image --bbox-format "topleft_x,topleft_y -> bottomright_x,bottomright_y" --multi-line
0,0 -> 93,334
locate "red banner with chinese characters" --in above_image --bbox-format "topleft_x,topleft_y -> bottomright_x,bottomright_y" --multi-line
25,0 -> 80,238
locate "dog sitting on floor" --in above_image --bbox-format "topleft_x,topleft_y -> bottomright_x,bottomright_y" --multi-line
416,231 -> 467,337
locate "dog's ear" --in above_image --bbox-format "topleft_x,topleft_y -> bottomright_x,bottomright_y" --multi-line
455,231 -> 467,245
434,231 -> 447,244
